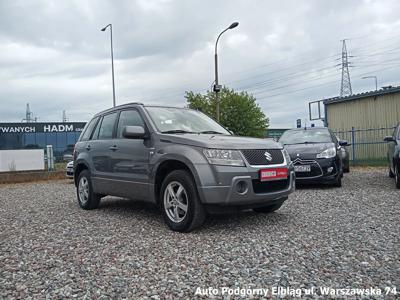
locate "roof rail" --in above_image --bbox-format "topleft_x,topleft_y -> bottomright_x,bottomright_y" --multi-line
117,102 -> 144,107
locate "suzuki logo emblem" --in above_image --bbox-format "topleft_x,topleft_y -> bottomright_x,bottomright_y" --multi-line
264,151 -> 273,161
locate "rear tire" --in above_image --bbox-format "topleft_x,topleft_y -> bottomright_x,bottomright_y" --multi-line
253,202 -> 283,213
76,170 -> 101,210
160,170 -> 206,232
395,165 -> 400,189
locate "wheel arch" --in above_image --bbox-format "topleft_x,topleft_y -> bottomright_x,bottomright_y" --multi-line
74,161 -> 90,186
153,157 -> 200,205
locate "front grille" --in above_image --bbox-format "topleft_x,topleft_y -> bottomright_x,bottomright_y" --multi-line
252,179 -> 289,194
292,159 -> 323,178
241,149 -> 284,165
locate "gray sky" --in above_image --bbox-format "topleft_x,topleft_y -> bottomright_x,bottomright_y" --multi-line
0,0 -> 399,127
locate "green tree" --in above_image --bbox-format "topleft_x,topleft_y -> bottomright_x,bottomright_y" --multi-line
185,87 -> 269,138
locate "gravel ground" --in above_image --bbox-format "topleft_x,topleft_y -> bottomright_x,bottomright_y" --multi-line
0,168 -> 399,299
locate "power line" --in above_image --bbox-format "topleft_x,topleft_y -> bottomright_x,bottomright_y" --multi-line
133,34 -> 400,102
254,63 -> 400,101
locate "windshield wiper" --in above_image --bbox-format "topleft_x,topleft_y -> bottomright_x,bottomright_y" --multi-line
161,129 -> 195,134
198,130 -> 224,134
283,141 -> 320,145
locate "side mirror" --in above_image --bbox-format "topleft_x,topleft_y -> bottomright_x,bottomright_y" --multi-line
383,136 -> 395,143
338,140 -> 348,146
122,126 -> 146,139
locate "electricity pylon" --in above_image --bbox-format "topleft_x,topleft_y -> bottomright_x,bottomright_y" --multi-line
340,39 -> 353,97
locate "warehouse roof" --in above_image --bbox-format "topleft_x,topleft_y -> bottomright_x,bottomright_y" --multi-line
322,85 -> 400,105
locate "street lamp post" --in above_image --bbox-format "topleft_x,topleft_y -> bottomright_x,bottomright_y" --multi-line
101,23 -> 116,107
361,76 -> 378,91
214,22 -> 239,122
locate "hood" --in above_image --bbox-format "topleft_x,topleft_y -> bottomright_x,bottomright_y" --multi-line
158,134 -> 282,150
284,142 -> 335,159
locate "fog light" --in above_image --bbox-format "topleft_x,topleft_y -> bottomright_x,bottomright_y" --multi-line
236,181 -> 248,195
327,167 -> 333,173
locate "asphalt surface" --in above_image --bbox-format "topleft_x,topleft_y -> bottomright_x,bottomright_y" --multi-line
0,168 -> 399,299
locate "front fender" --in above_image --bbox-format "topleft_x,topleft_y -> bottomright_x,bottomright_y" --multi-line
150,144 -> 216,187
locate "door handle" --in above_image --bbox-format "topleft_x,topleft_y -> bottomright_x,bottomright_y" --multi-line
85,145 -> 91,151
109,145 -> 118,151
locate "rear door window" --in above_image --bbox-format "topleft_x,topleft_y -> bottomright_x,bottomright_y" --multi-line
116,110 -> 145,138
98,112 -> 118,139
80,117 -> 99,141
91,117 -> 102,140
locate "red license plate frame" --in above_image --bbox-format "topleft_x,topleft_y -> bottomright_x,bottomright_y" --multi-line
259,168 -> 288,181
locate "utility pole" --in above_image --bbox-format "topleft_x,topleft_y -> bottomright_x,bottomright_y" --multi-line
361,76 -> 378,91
26,103 -> 32,123
214,22 -> 239,122
340,39 -> 353,97
62,110 -> 68,123
22,103 -> 37,123
101,24 -> 116,107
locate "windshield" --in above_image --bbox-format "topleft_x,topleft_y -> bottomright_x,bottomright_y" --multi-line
145,107 -> 230,135
279,128 -> 332,144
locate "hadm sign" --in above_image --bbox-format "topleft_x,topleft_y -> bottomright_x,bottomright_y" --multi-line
0,122 -> 86,134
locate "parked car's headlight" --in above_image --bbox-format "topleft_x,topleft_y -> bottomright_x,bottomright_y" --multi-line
282,148 -> 291,163
203,149 -> 245,166
316,147 -> 336,159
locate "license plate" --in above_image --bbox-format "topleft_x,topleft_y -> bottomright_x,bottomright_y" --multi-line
294,165 -> 311,172
260,168 -> 288,181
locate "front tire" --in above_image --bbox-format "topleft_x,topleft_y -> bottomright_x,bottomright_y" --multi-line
76,170 -> 101,209
160,170 -> 206,232
333,174 -> 342,187
389,165 -> 395,178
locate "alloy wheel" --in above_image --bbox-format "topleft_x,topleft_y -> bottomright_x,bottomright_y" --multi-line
163,181 -> 188,223
78,177 -> 89,205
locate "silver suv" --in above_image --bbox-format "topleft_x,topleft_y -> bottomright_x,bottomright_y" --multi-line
74,103 -> 295,232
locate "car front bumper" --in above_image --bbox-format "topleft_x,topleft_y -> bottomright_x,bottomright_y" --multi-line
197,165 -> 295,206
293,157 -> 341,182
66,167 -> 74,178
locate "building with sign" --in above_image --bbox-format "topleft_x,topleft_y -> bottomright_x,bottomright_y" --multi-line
0,122 -> 86,161
310,85 -> 400,164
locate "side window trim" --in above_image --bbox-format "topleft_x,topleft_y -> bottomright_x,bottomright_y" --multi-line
80,117 -> 99,142
113,110 -> 121,139
90,116 -> 103,140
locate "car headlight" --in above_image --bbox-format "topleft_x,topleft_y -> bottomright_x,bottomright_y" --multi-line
316,147 -> 336,159
203,149 -> 245,166
282,148 -> 291,163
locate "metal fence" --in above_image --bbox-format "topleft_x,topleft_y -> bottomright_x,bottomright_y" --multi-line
334,126 -> 396,165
